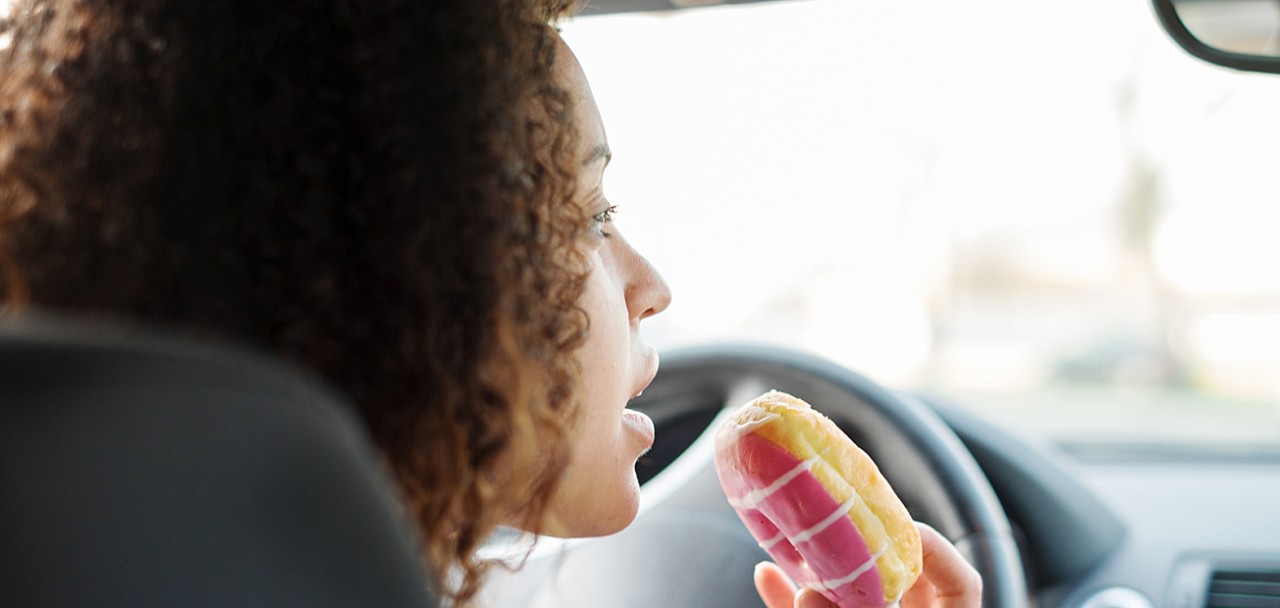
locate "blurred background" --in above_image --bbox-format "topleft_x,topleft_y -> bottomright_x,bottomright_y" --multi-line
561,0 -> 1280,446
4,0 -> 1276,446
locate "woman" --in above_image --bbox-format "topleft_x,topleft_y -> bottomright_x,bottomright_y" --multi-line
0,1 -> 978,606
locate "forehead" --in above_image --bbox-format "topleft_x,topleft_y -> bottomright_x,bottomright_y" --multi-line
551,34 -> 607,151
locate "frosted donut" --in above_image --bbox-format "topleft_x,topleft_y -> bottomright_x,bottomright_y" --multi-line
714,390 -> 922,608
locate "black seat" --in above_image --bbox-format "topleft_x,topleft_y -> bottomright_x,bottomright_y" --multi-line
0,316 -> 438,607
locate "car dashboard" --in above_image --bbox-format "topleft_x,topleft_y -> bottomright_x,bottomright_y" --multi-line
1046,445 -> 1280,607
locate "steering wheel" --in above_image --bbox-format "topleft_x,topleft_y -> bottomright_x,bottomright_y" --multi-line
487,344 -> 1026,608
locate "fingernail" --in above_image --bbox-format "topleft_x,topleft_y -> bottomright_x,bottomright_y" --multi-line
797,589 -> 839,608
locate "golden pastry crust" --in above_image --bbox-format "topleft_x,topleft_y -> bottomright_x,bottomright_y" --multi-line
725,390 -> 923,601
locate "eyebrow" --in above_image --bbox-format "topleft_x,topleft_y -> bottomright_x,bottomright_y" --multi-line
584,144 -> 612,168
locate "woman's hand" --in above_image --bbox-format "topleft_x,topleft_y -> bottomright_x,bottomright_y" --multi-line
753,523 -> 982,608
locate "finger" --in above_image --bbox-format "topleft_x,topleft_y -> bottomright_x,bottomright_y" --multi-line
795,588 -> 839,608
754,562 -> 799,608
900,573 -> 935,608
916,523 -> 983,607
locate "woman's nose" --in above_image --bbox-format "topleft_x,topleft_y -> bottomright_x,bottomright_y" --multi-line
623,240 -> 671,322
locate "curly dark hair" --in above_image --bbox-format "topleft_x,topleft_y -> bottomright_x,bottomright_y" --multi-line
0,0 -> 583,603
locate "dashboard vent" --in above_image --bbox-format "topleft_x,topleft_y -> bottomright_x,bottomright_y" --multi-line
1206,568 -> 1280,608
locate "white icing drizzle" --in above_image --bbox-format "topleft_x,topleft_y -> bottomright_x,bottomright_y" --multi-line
727,455 -> 821,509
716,412 -> 781,445
819,546 -> 888,590
792,495 -> 858,544
758,531 -> 786,550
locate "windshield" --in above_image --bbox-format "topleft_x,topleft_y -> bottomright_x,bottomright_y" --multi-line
561,0 -> 1280,448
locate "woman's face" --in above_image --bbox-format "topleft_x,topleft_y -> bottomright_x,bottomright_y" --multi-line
541,35 -> 672,538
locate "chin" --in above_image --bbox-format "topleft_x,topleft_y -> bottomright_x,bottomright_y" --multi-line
583,503 -> 639,538
544,472 -> 641,538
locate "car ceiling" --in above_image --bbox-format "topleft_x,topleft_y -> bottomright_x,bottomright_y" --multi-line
576,0 -> 788,16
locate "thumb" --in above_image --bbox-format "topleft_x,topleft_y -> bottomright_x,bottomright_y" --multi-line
795,588 -> 839,608
754,562 -> 797,608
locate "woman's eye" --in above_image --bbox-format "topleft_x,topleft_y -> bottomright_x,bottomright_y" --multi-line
592,204 -> 617,238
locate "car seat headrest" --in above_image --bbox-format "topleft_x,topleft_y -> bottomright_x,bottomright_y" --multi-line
0,316 -> 439,607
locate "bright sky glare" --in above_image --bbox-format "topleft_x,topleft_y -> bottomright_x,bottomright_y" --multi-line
561,0 -> 1280,406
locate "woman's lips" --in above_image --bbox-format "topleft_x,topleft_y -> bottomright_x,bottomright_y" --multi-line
632,350 -> 660,399
622,408 -> 655,449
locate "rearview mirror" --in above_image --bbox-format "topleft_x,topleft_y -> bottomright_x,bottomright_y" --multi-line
1153,0 -> 1280,73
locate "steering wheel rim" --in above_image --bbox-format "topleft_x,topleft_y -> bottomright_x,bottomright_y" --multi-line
631,344 -> 1027,608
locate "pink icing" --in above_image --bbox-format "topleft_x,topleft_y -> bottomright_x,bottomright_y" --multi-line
716,432 -> 888,608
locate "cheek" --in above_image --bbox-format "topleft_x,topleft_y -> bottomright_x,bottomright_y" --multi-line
566,258 -> 635,464
576,254 -> 630,402
541,252 -> 650,536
